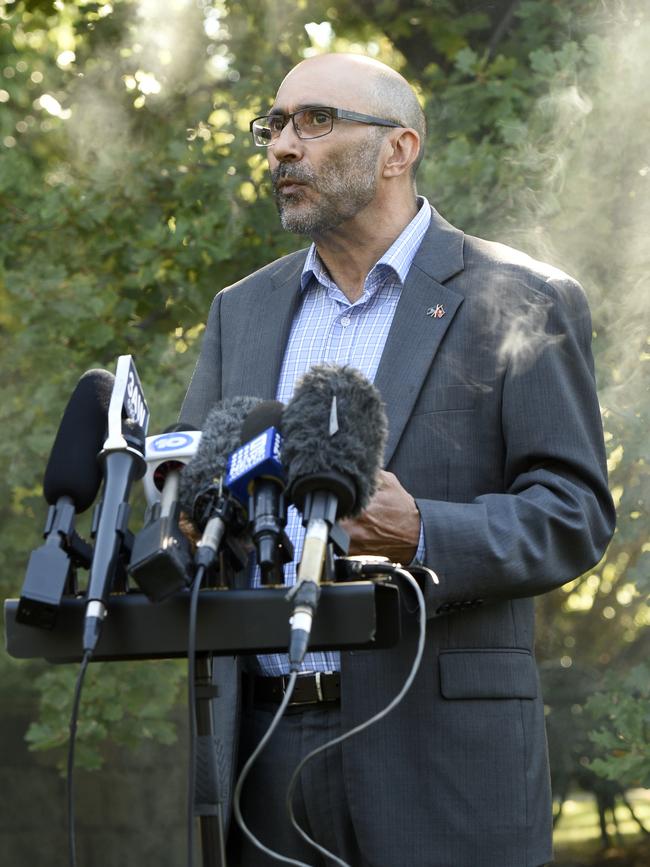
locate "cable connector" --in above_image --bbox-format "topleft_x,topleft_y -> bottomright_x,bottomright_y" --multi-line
82,600 -> 106,654
287,580 -> 321,670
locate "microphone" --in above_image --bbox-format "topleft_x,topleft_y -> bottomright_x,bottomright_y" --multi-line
83,418 -> 146,653
281,364 -> 387,669
129,424 -> 200,602
142,427 -> 202,508
226,401 -> 294,584
178,396 -> 262,573
16,369 -> 115,629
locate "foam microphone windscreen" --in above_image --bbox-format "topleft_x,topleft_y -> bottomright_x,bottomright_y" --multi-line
42,369 -> 115,512
281,364 -> 388,518
240,400 -> 284,443
178,396 -> 262,522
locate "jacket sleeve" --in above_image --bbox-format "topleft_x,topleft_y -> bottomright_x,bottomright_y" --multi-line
180,291 -> 223,427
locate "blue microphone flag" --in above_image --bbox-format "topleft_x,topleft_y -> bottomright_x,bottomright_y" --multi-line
225,427 -> 284,505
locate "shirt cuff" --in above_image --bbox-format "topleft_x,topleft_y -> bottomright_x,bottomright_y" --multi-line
410,518 -> 426,566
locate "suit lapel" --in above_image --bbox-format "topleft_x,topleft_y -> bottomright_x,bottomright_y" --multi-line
234,250 -> 307,398
375,208 -> 466,465
234,208 -> 466,464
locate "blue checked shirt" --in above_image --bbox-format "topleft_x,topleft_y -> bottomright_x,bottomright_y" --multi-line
253,196 -> 431,676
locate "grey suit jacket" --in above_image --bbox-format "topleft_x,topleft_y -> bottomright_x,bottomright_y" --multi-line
181,207 -> 615,867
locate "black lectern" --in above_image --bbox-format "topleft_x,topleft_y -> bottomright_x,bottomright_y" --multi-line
4,582 -> 400,662
4,581 -> 401,867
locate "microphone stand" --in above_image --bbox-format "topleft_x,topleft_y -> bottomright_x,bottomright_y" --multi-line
286,498 -> 350,670
189,487 -> 249,867
193,652 -> 227,866
6,543 -> 407,867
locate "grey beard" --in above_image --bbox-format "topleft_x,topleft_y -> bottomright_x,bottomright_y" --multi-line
278,183 -> 375,235
272,134 -> 383,236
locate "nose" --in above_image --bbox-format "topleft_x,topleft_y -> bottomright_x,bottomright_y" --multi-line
269,120 -> 303,163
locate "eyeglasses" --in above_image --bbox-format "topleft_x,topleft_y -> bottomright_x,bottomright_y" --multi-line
250,106 -> 403,147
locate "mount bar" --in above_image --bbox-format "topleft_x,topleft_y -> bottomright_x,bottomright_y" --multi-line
4,581 -> 400,664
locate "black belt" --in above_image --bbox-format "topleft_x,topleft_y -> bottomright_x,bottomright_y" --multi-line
244,672 -> 341,708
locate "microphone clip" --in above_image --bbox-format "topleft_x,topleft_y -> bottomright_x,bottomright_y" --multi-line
43,501 -> 93,572
193,482 -> 246,538
192,483 -> 249,582
16,500 -> 93,630
129,501 -> 193,602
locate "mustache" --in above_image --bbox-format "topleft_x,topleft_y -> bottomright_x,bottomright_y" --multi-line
271,163 -> 317,191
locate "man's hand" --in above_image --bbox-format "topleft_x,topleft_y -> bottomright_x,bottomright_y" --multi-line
339,470 -> 421,564
179,512 -> 200,548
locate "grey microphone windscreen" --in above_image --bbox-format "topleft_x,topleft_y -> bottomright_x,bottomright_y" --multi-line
281,364 -> 387,518
178,396 -> 262,523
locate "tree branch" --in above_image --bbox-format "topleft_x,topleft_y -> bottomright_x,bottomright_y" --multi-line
487,0 -> 521,59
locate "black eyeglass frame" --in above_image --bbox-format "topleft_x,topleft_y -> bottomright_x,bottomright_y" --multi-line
249,106 -> 403,146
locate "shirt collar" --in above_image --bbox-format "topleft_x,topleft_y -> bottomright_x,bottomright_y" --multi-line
300,195 -> 432,293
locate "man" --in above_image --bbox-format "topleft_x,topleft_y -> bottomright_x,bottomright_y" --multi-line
181,53 -> 615,867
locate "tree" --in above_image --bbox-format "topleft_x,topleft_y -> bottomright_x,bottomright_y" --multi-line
1,0 -> 647,790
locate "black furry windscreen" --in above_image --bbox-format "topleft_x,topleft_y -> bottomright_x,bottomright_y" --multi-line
281,364 -> 387,517
43,368 -> 115,513
241,400 -> 284,443
178,395 -> 262,520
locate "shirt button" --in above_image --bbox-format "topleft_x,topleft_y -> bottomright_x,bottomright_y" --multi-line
340,315 -> 351,327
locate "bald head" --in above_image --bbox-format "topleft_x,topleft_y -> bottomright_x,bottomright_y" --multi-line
277,54 -> 426,179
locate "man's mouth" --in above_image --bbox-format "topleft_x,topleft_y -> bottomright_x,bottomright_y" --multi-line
277,179 -> 308,195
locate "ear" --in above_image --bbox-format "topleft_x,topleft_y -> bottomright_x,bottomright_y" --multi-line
381,128 -> 420,179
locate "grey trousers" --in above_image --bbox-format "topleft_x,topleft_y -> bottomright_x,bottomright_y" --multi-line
231,703 -> 367,867
229,702 -> 553,867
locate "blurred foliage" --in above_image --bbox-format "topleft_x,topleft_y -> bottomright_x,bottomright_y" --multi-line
1,0 -> 647,787
586,665 -> 650,790
25,657 -> 185,771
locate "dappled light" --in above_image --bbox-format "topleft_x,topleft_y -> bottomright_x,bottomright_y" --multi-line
0,1 -> 647,865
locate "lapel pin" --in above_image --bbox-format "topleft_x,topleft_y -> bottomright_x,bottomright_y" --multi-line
426,304 -> 445,319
